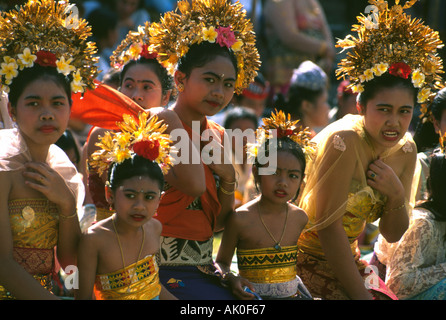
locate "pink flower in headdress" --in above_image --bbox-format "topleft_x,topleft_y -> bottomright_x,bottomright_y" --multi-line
388,62 -> 412,79
140,44 -> 158,60
35,50 -> 57,67
216,26 -> 236,49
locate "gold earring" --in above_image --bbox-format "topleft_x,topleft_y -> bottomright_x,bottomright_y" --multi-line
177,83 -> 184,92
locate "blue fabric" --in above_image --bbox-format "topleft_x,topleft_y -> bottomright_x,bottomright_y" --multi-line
159,266 -> 237,300
408,278 -> 446,300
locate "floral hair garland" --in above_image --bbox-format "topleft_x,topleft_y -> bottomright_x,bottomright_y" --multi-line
89,112 -> 175,176
110,21 -> 159,70
148,0 -> 261,94
336,0 -> 444,107
0,0 -> 99,94
247,110 -> 316,163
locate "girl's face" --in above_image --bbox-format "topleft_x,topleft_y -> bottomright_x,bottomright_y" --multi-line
176,55 -> 236,119
360,86 -> 414,154
108,175 -> 162,227
303,89 -> 330,128
120,63 -> 170,109
256,151 -> 303,204
9,77 -> 71,147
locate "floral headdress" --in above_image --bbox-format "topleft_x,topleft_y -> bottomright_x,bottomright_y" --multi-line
148,0 -> 260,94
440,131 -> 446,154
247,110 -> 316,163
89,112 -> 175,176
110,21 -> 159,70
336,0 -> 444,106
0,0 -> 99,94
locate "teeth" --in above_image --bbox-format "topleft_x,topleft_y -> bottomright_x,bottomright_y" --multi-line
383,131 -> 398,137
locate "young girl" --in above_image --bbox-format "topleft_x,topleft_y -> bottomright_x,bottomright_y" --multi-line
385,142 -> 446,300
297,0 -> 444,300
147,0 -> 260,299
0,0 -> 99,299
77,113 -> 176,300
216,111 -> 312,300
82,22 -> 175,222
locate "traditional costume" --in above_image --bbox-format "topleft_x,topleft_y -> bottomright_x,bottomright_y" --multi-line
147,0 -> 260,299
0,0 -> 98,299
297,0 -> 444,300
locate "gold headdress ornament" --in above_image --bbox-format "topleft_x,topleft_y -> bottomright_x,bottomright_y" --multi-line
440,131 -> 446,154
148,0 -> 260,94
336,0 -> 444,107
0,0 -> 99,94
89,112 -> 175,176
247,110 -> 316,162
110,21 -> 159,70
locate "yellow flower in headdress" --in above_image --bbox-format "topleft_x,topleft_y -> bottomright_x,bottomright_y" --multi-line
0,60 -> 18,80
128,43 -> 143,60
372,63 -> 389,77
363,69 -> 375,81
56,56 -> 76,76
417,86 -> 431,104
89,112 -> 175,176
18,48 -> 37,69
231,40 -> 244,52
202,26 -> 218,43
411,69 -> 425,88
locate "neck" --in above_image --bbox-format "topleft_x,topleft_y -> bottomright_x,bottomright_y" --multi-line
258,196 -> 288,216
21,133 -> 50,163
113,214 -> 142,236
172,99 -> 207,129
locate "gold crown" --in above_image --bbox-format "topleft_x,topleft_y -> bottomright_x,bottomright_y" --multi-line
336,0 -> 444,105
110,21 -> 159,70
89,112 -> 175,176
0,0 -> 99,94
247,110 -> 316,162
148,0 -> 260,94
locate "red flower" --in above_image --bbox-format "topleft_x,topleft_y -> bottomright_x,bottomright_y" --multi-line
140,44 -> 158,60
216,26 -> 236,49
133,140 -> 160,161
388,62 -> 412,79
277,128 -> 294,138
35,50 -> 57,67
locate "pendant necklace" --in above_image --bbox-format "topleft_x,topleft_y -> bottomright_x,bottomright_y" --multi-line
112,216 -> 145,293
257,201 -> 288,250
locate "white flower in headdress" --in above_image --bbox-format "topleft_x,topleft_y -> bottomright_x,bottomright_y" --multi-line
363,68 -> 375,81
0,59 -> 19,80
411,69 -> 425,88
71,70 -> 86,93
56,56 -> 76,76
18,48 -> 37,69
372,63 -> 389,76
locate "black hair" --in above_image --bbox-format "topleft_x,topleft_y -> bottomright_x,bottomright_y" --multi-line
275,85 -> 324,121
223,106 -> 258,129
357,73 -> 418,108
120,58 -> 174,97
107,154 -> 165,192
417,152 -> 446,222
253,137 -> 306,201
8,64 -> 72,108
413,87 -> 446,152
56,129 -> 81,165
176,42 -> 238,78
86,7 -> 118,42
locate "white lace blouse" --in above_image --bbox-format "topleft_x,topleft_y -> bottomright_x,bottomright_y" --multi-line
385,208 -> 446,299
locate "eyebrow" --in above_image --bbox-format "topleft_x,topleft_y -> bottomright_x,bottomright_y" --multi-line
122,188 -> 159,194
202,71 -> 236,82
24,95 -> 68,101
376,103 -> 413,109
277,167 -> 302,173
123,77 -> 156,85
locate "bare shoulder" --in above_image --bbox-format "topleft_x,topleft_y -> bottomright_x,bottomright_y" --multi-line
81,218 -> 113,248
288,203 -> 308,225
232,199 -> 258,226
146,218 -> 162,236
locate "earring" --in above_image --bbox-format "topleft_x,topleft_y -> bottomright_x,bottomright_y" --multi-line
177,83 -> 184,92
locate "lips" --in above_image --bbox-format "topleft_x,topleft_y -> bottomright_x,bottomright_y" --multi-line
382,130 -> 399,141
39,125 -> 57,133
130,214 -> 146,222
206,100 -> 221,108
274,189 -> 288,198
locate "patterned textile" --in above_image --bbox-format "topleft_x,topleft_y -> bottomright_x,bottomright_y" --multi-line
237,246 -> 312,299
94,255 -> 161,300
159,236 -> 214,267
385,208 -> 446,300
0,199 -> 59,299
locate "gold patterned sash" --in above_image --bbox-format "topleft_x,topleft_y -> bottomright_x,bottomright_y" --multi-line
237,246 -> 298,283
94,255 -> 161,300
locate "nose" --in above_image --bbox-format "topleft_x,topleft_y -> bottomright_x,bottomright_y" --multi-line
276,173 -> 288,187
40,109 -> 54,121
132,196 -> 146,210
132,89 -> 144,102
211,83 -> 224,100
386,114 -> 399,127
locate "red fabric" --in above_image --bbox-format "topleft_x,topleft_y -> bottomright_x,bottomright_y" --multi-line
70,82 -> 145,130
155,119 -> 224,241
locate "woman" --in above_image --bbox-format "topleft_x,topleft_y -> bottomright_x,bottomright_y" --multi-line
0,0 -> 98,299
296,0 -> 444,300
148,0 -> 260,299
385,148 -> 446,300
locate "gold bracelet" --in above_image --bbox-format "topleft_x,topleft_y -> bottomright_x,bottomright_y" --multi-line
384,203 -> 406,214
220,185 -> 235,195
59,211 -> 78,219
220,179 -> 237,185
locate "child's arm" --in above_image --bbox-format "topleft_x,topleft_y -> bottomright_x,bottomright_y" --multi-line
76,230 -> 99,300
215,212 -> 254,300
0,173 -> 58,299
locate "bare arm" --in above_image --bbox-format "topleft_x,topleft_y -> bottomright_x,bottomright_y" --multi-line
76,231 -> 99,300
